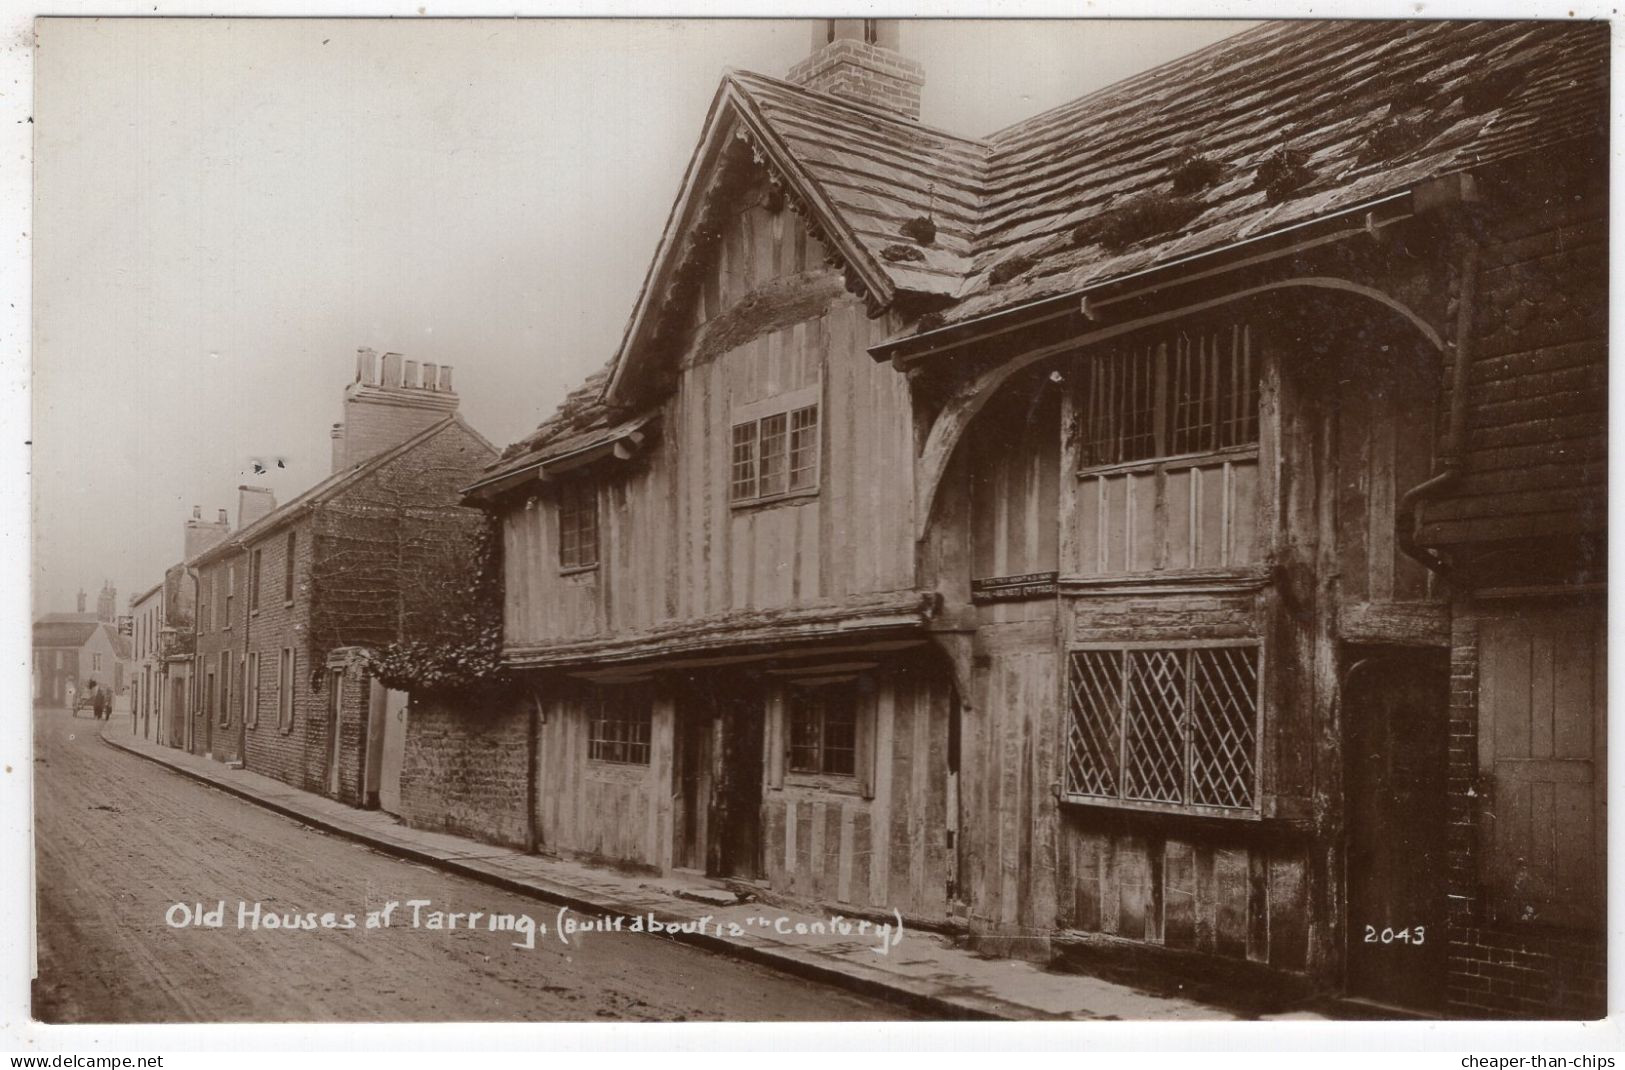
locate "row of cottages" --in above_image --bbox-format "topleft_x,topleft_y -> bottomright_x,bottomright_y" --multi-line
432,20 -> 1605,1017
129,349 -> 496,812
127,506 -> 233,746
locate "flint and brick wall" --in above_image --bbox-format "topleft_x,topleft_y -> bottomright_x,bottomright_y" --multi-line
399,693 -> 530,850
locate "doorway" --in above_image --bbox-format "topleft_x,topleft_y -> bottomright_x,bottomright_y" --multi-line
672,674 -> 764,880
1344,645 -> 1449,1011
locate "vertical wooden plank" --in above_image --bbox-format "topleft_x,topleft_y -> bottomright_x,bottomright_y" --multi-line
1100,834 -> 1121,935
1552,623 -> 1593,759
869,683 -> 894,906
910,673 -> 931,911
822,803 -> 841,903
809,800 -> 827,897
1366,402 -> 1396,602
1530,626 -> 1556,759
1488,624 -> 1533,760
783,795 -> 797,876
1192,844 -> 1215,953
1268,853 -> 1308,970
1247,848 -> 1270,964
1230,463 -> 1259,565
1163,840 -> 1196,949
1073,831 -> 1103,931
837,807 -> 855,903
1105,476 -> 1127,572
1214,847 -> 1249,958
1117,836 -> 1148,940
852,809 -> 873,907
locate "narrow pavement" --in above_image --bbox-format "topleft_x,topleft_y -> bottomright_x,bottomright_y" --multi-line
32,707 -> 921,1023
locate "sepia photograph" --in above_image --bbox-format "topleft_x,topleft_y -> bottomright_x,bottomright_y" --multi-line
17,8 -> 1610,1037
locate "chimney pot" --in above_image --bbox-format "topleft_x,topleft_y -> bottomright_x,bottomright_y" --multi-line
423,363 -> 439,392
192,505 -> 202,521
438,365 -> 454,393
381,353 -> 404,389
357,347 -> 379,385
404,359 -> 420,389
217,508 -> 229,525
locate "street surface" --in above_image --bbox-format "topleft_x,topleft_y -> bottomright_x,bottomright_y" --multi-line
32,708 -> 919,1023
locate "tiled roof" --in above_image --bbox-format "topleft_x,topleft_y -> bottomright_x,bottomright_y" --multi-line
34,619 -> 107,649
493,19 -> 1606,464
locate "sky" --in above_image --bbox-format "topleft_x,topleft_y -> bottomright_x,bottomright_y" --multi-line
31,16 -> 1255,618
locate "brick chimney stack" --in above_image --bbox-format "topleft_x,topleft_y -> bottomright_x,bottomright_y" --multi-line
787,19 -> 923,121
184,503 -> 231,560
330,347 -> 459,473
238,485 -> 277,529
76,589 -> 86,614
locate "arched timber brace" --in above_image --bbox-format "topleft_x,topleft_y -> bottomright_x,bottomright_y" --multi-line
910,276 -> 1446,542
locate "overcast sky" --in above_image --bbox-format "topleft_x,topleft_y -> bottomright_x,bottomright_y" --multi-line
31,16 -> 1254,617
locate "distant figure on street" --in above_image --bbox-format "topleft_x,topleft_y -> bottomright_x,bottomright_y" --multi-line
91,685 -> 106,721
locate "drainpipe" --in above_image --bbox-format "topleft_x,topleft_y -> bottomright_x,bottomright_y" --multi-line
1396,232 -> 1480,577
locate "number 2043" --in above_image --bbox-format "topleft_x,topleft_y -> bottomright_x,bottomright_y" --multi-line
1364,925 -> 1425,945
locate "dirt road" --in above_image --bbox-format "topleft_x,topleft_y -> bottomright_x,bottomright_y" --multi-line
31,708 -> 919,1023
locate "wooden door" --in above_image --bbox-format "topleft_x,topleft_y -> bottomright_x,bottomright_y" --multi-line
1477,608 -> 1605,930
1345,647 -> 1449,1010
673,699 -> 711,872
377,687 -> 409,815
712,688 -> 764,880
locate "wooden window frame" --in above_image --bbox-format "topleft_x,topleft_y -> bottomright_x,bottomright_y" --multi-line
217,650 -> 231,728
246,651 -> 260,728
1077,326 -> 1259,476
587,691 -> 651,766
729,386 -> 821,508
787,679 -> 860,779
556,479 -> 599,573
225,564 -> 235,628
250,549 -> 263,614
283,532 -> 297,606
1062,640 -> 1263,820
277,647 -> 295,733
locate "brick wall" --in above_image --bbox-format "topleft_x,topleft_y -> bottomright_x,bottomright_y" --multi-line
1442,605 -> 1607,1019
786,38 -> 924,119
242,516 -> 325,794
192,554 -> 244,762
399,691 -> 530,850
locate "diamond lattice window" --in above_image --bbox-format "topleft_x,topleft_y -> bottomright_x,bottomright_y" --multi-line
1066,646 -> 1259,810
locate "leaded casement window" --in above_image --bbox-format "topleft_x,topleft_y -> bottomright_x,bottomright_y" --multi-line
588,693 -> 651,765
788,681 -> 858,776
1078,325 -> 1258,469
1065,644 -> 1260,812
730,396 -> 820,505
556,479 -> 598,572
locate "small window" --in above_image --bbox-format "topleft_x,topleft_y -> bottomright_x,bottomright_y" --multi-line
789,681 -> 858,776
283,532 -> 297,603
557,480 -> 598,571
205,669 -> 217,720
1066,645 -> 1260,812
731,402 -> 820,504
588,693 -> 650,765
225,565 -> 235,624
92,653 -> 102,672
277,647 -> 295,732
200,579 -> 212,633
246,651 -> 260,728
1078,325 -> 1257,468
250,549 -> 263,612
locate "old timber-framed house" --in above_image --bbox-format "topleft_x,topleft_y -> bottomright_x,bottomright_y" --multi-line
465,20 -> 1607,1017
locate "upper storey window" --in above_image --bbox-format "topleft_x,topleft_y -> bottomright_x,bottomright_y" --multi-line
730,386 -> 820,506
557,479 -> 599,572
1078,326 -> 1258,469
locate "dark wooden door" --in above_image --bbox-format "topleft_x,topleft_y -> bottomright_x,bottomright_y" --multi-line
673,701 -> 711,872
712,689 -> 764,880
1345,647 -> 1449,1010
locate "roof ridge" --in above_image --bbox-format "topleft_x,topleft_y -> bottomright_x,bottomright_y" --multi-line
727,68 -> 995,156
